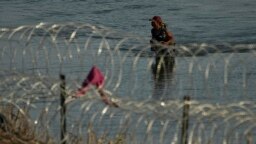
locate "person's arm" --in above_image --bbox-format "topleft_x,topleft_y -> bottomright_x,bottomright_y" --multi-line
150,29 -> 156,43
150,29 -> 159,51
162,30 -> 175,45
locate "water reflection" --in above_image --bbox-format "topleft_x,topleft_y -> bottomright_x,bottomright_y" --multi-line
151,55 -> 175,100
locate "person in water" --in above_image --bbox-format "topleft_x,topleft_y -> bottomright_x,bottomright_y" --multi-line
150,16 -> 176,76
149,16 -> 175,51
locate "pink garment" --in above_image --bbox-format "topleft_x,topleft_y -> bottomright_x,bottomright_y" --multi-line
76,66 -> 105,97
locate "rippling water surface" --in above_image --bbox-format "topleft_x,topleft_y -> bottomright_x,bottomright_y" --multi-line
1,1 -> 256,142
1,0 -> 256,43
0,0 -> 256,101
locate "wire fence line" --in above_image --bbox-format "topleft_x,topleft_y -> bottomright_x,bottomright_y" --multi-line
0,23 -> 255,144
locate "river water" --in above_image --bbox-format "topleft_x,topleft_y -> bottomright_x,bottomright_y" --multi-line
0,0 -> 256,143
1,0 -> 256,100
1,0 -> 256,43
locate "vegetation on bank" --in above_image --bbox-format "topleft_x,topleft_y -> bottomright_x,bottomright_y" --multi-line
0,104 -> 49,144
0,104 -> 126,144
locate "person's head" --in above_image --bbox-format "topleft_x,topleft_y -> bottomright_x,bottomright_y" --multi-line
150,16 -> 163,29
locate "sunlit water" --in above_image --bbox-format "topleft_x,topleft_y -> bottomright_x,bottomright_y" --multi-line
1,0 -> 256,43
1,0 -> 256,143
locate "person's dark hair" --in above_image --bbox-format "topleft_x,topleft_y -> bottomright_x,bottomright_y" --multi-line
149,16 -> 163,24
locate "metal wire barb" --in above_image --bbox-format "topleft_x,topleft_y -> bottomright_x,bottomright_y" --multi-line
0,23 -> 255,144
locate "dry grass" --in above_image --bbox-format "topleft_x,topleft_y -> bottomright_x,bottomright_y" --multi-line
0,104 -> 51,144
0,104 -> 126,144
86,123 -> 126,144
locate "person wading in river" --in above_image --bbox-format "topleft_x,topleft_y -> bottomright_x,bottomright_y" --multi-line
149,16 -> 176,74
149,16 -> 175,52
